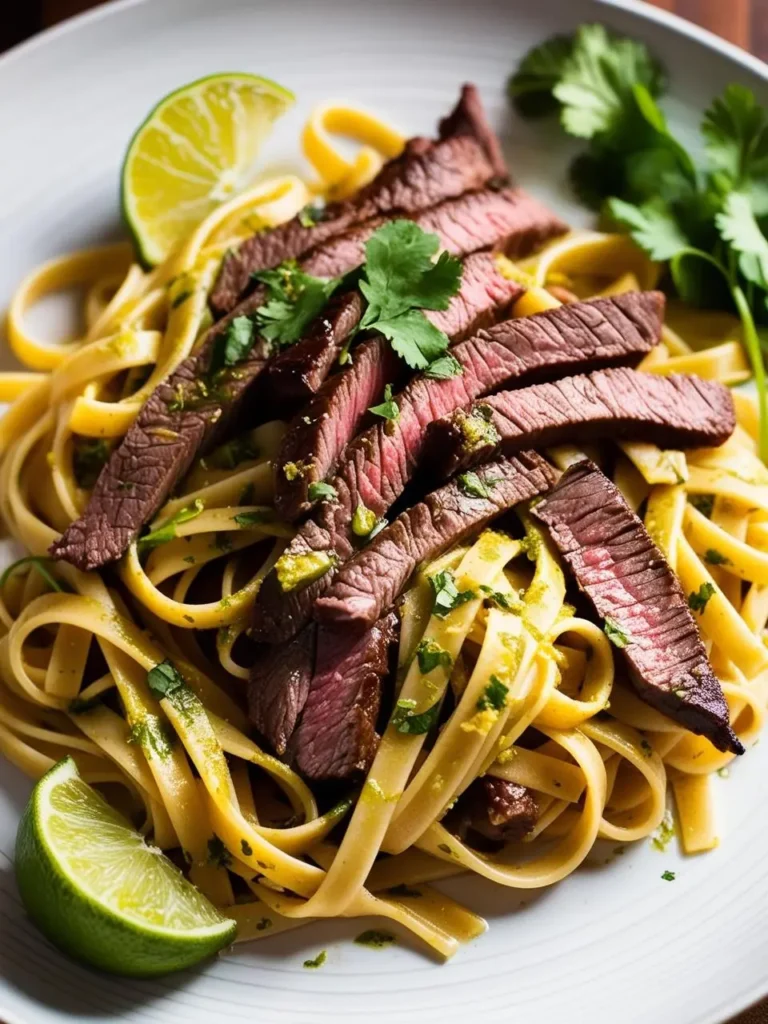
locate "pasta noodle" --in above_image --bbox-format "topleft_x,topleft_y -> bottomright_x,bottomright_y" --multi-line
0,101 -> 764,961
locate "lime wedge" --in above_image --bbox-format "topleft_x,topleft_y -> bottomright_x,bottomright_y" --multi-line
122,72 -> 295,266
14,757 -> 235,976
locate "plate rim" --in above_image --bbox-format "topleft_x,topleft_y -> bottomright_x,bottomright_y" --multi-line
0,1 -> 766,1023
0,0 -> 765,82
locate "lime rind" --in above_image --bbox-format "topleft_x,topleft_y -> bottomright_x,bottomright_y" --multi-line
15,757 -> 235,977
121,72 -> 295,266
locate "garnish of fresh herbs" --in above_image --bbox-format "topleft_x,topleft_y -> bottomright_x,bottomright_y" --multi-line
510,23 -> 768,457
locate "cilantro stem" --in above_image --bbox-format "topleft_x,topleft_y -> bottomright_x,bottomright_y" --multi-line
0,556 -> 65,593
731,282 -> 768,461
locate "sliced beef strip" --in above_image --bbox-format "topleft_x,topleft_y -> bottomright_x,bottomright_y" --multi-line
288,612 -> 399,780
247,628 -> 316,756
275,336 -> 404,521
532,460 -> 743,754
210,85 -> 508,314
300,187 -> 567,280
315,453 -> 556,630
250,291 -> 665,643
428,367 -> 737,478
274,252 -> 526,522
438,83 -> 508,181
266,291 -> 365,403
447,777 -> 538,844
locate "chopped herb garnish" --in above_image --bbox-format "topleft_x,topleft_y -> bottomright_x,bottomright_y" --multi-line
369,384 -> 400,422
147,659 -> 186,699
479,584 -> 520,611
661,870 -> 676,881
352,503 -> 378,538
68,695 -> 103,715
0,556 -> 66,594
207,835 -> 231,868
308,481 -> 338,503
72,437 -> 111,489
138,499 -> 204,552
691,494 -> 715,518
298,202 -> 325,227
477,675 -> 509,712
391,698 -> 441,735
171,289 -> 194,309
688,582 -> 715,614
416,638 -> 453,675
354,930 -> 396,948
429,569 -> 476,618
209,315 -> 257,375
640,738 -> 653,757
424,353 -> 463,380
704,548 -> 731,566
356,221 -> 463,370
652,810 -> 676,852
233,510 -> 272,527
241,839 -> 253,857
303,950 -> 327,969
127,716 -> 173,760
604,616 -> 632,648
254,261 -> 341,349
458,470 -> 495,499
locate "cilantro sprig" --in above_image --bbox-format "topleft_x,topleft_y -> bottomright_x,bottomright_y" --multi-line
357,221 -> 463,374
510,27 -> 768,457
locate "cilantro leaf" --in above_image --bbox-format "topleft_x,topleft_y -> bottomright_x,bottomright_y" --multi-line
359,222 -> 462,322
373,309 -> 450,370
508,34 -> 574,118
606,197 -> 692,261
479,585 -> 520,611
147,660 -> 186,699
688,582 -> 715,614
369,384 -> 400,421
254,263 -> 340,348
429,569 -> 476,618
604,616 -> 632,648
233,510 -> 272,527
416,639 -> 453,675
391,698 -> 441,735
702,84 -> 768,191
458,471 -> 495,499
716,191 -> 768,291
210,316 -> 257,375
553,24 -> 665,141
308,481 -> 338,502
424,353 -> 463,380
138,499 -> 204,552
477,675 -> 509,712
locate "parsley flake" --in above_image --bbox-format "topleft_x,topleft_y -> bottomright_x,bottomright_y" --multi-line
416,639 -> 453,675
661,870 -> 676,882
146,659 -> 186,699
391,698 -> 441,735
138,499 -> 204,552
424,353 -> 463,380
704,548 -> 731,566
458,471 -> 495,499
429,569 -> 476,618
308,481 -> 338,502
477,675 -> 509,712
603,616 -> 632,648
303,950 -> 327,969
688,582 -> 715,614
369,383 -> 400,421
207,835 -> 231,868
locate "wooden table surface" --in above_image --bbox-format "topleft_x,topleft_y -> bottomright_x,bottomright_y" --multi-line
1,1 -> 767,1023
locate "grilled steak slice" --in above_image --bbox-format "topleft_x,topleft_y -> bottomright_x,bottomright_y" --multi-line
315,453 -> 556,629
251,291 -> 665,642
448,777 -> 538,844
275,337 -> 403,521
532,461 -> 743,754
267,291 -> 365,403
439,83 -> 508,181
247,629 -> 316,756
289,612 -> 398,780
300,187 -> 566,279
210,86 -> 507,314
429,368 -> 736,478
275,252 -> 526,522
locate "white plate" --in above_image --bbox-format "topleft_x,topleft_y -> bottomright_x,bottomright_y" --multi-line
1,1 -> 767,1022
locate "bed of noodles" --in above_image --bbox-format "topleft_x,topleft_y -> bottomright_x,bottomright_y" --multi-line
0,103 -> 767,958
